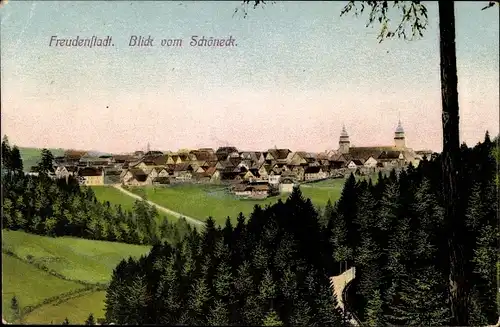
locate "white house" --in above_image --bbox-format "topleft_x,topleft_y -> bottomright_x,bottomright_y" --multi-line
363,156 -> 378,168
279,178 -> 296,193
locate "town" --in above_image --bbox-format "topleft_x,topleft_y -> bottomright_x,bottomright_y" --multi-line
39,121 -> 433,199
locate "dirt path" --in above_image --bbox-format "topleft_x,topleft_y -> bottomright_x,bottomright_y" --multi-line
330,267 -> 359,326
112,185 -> 205,227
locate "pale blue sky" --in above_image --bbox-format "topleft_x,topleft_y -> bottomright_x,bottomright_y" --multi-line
1,1 -> 498,153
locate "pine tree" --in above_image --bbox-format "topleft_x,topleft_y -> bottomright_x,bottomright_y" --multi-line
313,276 -> 344,327
2,135 -> 12,171
288,299 -> 312,326
37,149 -> 55,174
10,146 -> 23,173
365,289 -> 385,327
85,313 -> 95,325
187,275 -> 211,325
320,199 -> 334,227
388,266 -> 450,326
262,309 -> 283,326
258,269 -> 276,309
10,295 -> 20,322
207,299 -> 229,326
471,223 -> 498,323
155,255 -> 180,324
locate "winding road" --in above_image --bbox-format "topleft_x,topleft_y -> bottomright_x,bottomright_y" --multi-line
112,185 -> 205,227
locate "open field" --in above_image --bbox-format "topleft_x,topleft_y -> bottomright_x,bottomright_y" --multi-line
91,185 -> 141,212
1,253 -> 85,322
2,230 -> 151,284
129,184 -> 289,224
301,185 -> 343,205
19,147 -> 65,172
23,290 -> 106,325
2,230 -> 151,323
91,185 -> 176,225
129,181 -> 345,225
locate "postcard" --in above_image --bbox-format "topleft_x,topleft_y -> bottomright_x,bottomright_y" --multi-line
1,1 -> 498,326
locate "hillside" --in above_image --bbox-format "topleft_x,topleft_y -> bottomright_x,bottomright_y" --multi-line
18,147 -> 65,172
1,230 -> 151,324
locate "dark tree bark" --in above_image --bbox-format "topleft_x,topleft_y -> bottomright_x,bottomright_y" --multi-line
438,2 -> 468,325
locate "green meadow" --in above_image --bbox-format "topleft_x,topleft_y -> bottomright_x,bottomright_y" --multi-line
90,185 -> 176,223
2,230 -> 151,284
1,253 -> 85,322
91,185 -> 139,212
23,291 -> 107,325
18,147 -> 65,172
2,230 -> 151,324
128,180 -> 345,225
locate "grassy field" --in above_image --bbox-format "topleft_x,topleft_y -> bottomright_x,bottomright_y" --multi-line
2,230 -> 151,284
2,253 -> 86,322
91,185 -> 139,213
19,147 -> 65,172
23,291 -> 106,325
129,184 -> 288,224
129,180 -> 346,225
2,230 -> 151,324
90,185 -> 176,225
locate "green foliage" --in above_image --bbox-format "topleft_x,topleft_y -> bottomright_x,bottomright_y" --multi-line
10,146 -> 23,172
262,309 -> 283,326
36,148 -> 55,174
365,289 -> 384,327
2,135 -> 12,171
2,162 -> 188,246
340,1 -> 429,43
84,313 -> 95,325
11,295 -> 20,321
101,137 -> 498,326
104,186 -> 345,326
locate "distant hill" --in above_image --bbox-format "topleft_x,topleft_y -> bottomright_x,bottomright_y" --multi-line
18,147 -> 119,172
19,147 -> 66,172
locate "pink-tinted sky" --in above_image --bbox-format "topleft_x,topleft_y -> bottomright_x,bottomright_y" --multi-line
1,1 -> 499,153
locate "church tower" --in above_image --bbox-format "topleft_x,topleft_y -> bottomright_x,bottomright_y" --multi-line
339,124 -> 350,154
394,120 -> 406,148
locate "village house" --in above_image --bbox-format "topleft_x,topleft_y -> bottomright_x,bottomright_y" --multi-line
289,151 -> 317,166
63,150 -> 88,165
78,167 -> 104,186
157,167 -> 170,178
103,168 -> 122,185
279,177 -> 297,193
122,168 -> 148,186
266,148 -> 293,164
268,171 -> 281,186
173,163 -> 194,180
204,167 -> 221,183
346,159 -> 364,170
232,182 -> 270,199
151,177 -> 170,185
304,166 -> 327,181
215,146 -> 239,161
54,165 -> 77,180
111,155 -> 135,168
291,165 -> 306,181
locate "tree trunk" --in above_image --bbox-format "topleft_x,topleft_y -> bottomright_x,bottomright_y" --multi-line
438,2 -> 468,325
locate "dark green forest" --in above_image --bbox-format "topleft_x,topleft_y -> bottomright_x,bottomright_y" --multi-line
1,138 -> 192,246
2,134 -> 498,326
103,134 -> 498,326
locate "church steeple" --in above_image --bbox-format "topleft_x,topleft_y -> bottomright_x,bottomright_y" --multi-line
394,120 -> 406,148
339,124 -> 350,154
